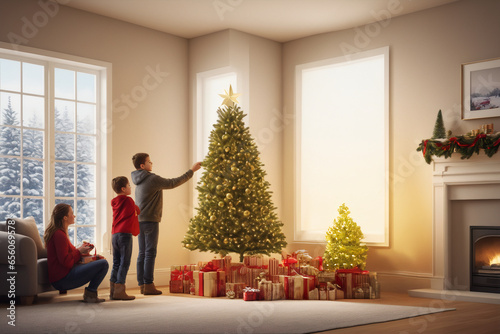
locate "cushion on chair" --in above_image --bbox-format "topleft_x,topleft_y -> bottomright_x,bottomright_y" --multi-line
10,217 -> 47,259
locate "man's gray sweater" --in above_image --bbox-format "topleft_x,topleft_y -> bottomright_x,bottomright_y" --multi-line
131,169 -> 194,223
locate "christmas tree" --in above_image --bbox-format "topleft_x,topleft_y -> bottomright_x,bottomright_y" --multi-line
323,203 -> 368,270
182,86 -> 287,262
431,109 -> 446,139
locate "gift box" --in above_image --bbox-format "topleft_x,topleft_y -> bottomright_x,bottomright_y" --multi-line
171,265 -> 183,281
278,275 -> 295,300
272,283 -> 284,300
319,282 -> 338,300
193,268 -> 226,298
226,282 -> 245,299
258,280 -> 273,301
336,268 -> 370,299
217,271 -> 226,297
268,258 -> 279,278
293,275 -> 304,300
183,265 -> 196,294
308,288 -> 319,300
244,255 -> 268,267
203,271 -> 218,297
243,287 -> 260,301
169,280 -> 184,293
229,263 -> 247,284
370,272 -> 380,299
318,271 -> 336,283
309,256 -> 324,271
248,268 -> 267,289
282,256 -> 298,276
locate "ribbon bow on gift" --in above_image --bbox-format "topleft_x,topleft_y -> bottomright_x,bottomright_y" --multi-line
171,269 -> 183,280
314,256 -> 323,271
282,257 -> 298,267
200,261 -> 219,272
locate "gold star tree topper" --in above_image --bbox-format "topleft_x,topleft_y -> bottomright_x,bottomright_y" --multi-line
219,85 -> 241,107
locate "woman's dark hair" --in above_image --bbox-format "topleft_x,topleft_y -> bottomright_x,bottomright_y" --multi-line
43,203 -> 71,247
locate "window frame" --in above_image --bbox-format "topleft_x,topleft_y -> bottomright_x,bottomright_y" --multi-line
0,42 -> 111,251
192,68 -> 239,211
294,46 -> 389,247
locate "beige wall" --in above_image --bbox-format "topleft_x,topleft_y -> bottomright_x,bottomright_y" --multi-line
282,0 -> 500,289
1,0 -> 499,290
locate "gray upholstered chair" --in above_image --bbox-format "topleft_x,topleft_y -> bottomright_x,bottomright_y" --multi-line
0,217 -> 56,305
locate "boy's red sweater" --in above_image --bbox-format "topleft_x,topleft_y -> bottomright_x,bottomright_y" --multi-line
111,195 -> 140,236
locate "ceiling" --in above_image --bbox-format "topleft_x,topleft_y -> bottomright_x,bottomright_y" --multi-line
62,0 -> 459,43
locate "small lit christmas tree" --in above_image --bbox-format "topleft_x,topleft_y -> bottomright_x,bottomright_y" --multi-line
182,86 -> 287,262
431,109 -> 446,139
323,203 -> 368,270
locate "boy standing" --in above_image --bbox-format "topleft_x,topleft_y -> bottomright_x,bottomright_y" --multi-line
131,153 -> 201,295
110,176 -> 140,300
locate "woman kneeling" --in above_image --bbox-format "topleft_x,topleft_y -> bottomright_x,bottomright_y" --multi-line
44,203 -> 109,303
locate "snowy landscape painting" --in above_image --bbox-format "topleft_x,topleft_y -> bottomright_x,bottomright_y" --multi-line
462,57 -> 500,119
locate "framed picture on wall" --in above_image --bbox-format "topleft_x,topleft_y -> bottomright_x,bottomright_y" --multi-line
462,57 -> 500,120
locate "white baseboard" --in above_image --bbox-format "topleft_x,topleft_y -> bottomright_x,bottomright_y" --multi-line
123,268 -> 172,287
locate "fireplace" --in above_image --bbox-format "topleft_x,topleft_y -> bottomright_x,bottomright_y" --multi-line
430,154 -> 500,292
470,226 -> 500,293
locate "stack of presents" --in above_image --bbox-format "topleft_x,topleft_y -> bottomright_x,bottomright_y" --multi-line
170,250 -> 380,301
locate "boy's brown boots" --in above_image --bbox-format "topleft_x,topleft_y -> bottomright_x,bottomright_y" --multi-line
113,283 -> 135,300
109,281 -> 115,300
143,282 -> 162,295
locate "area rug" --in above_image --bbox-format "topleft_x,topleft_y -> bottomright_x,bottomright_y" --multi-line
2,295 -> 454,334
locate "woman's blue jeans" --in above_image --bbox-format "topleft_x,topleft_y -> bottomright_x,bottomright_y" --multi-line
136,221 -> 159,286
110,233 -> 133,284
52,259 -> 109,292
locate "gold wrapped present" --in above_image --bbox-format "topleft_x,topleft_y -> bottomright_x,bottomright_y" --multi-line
226,282 -> 245,299
272,283 -> 284,300
258,280 -> 273,301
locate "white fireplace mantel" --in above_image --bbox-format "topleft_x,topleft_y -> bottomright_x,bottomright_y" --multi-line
431,153 -> 500,290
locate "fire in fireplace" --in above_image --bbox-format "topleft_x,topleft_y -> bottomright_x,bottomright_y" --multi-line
470,226 -> 500,293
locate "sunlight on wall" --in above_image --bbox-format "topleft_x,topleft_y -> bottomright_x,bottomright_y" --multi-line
296,47 -> 389,245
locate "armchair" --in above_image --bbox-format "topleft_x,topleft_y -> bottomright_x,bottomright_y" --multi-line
0,217 -> 55,305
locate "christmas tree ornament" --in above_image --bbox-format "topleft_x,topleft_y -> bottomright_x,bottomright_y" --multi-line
431,109 -> 446,139
219,85 -> 241,107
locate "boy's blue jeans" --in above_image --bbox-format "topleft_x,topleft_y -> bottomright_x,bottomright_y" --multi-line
110,233 -> 133,284
52,259 -> 109,292
137,221 -> 159,286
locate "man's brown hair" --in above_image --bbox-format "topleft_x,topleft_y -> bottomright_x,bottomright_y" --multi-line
132,153 -> 149,170
112,176 -> 129,194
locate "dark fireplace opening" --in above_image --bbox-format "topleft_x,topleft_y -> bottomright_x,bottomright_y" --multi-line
470,226 -> 500,293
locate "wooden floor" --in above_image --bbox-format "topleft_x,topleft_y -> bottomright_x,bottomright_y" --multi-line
14,286 -> 500,333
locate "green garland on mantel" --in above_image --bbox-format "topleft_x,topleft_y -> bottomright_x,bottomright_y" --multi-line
417,132 -> 500,164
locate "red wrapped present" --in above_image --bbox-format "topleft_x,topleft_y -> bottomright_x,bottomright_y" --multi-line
169,280 -> 184,293
282,256 -> 298,276
229,263 -> 246,284
243,287 -> 260,301
336,268 -> 369,299
278,275 -> 295,300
